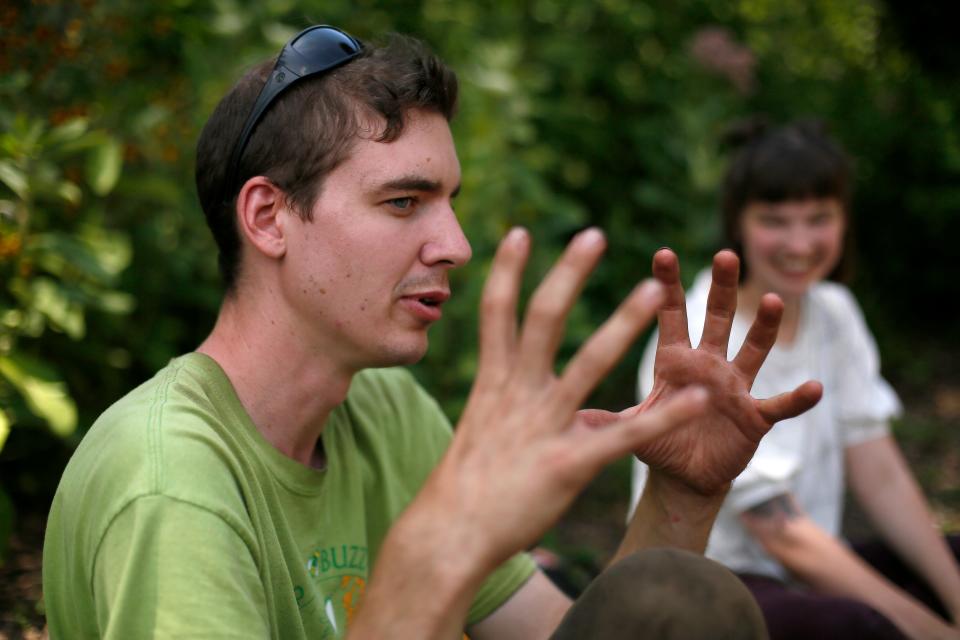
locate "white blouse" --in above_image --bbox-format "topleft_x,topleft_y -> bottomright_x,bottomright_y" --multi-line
629,269 -> 901,579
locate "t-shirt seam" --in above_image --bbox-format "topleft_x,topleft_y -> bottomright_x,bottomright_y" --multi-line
88,492 -> 258,597
147,358 -> 184,493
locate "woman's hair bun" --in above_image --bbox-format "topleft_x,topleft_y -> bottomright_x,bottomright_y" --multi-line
720,115 -> 771,150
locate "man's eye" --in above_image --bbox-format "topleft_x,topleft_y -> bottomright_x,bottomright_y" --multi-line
387,197 -> 414,210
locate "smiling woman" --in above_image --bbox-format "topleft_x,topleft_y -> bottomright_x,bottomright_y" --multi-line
739,198 -> 845,307
631,119 -> 960,639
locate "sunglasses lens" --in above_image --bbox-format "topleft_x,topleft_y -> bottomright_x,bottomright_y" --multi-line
292,27 -> 362,69
225,25 -> 363,204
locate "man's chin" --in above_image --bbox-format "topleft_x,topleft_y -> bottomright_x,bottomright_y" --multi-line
369,336 -> 429,368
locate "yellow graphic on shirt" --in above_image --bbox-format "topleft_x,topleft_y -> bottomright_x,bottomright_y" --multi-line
339,575 -> 365,625
316,574 -> 366,637
300,544 -> 369,638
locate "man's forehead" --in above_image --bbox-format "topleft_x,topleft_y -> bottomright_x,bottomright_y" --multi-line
344,113 -> 461,191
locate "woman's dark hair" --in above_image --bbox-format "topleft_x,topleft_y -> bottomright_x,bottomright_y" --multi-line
195,33 -> 459,292
720,117 -> 855,282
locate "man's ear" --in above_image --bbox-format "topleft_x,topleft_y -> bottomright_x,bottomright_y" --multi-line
235,176 -> 287,259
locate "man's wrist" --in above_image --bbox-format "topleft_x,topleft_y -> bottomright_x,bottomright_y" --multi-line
616,470 -> 729,561
645,469 -> 730,516
390,471 -> 499,586
356,494 -> 490,639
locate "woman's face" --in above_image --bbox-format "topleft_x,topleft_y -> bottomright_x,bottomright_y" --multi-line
739,197 -> 846,301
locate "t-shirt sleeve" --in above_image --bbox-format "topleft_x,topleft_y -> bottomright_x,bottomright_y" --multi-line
823,285 -> 902,447
93,495 -> 270,639
466,554 -> 537,626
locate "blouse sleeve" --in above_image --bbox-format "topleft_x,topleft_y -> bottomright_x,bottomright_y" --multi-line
820,284 -> 902,447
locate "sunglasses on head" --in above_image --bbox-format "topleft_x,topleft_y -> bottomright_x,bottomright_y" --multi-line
225,24 -> 364,202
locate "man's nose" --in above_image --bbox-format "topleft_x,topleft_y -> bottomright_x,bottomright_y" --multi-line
420,205 -> 472,268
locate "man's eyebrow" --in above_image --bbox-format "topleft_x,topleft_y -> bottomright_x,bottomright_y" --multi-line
378,176 -> 461,198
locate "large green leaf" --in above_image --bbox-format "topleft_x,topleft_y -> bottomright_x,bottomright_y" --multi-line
86,139 -> 124,196
0,160 -> 28,200
0,353 -> 77,438
30,277 -> 85,339
27,230 -> 131,284
44,117 -> 89,147
0,410 -> 9,453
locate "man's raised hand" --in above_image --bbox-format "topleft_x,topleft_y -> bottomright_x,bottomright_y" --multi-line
422,229 -> 709,571
633,248 -> 823,495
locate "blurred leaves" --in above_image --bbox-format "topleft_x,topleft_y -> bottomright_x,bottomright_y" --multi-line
0,354 -> 76,439
0,0 -> 957,562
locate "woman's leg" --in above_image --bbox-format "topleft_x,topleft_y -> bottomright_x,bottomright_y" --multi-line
853,533 -> 960,621
738,572 -> 905,640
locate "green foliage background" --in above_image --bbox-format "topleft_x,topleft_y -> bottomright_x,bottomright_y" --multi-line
1,0 -> 958,559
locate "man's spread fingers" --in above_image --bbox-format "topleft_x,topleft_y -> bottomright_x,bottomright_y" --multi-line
515,228 -> 606,378
554,279 -> 663,414
652,249 -> 692,349
732,293 -> 783,381
477,228 -> 529,381
698,251 -> 740,355
580,386 -> 709,465
757,381 -> 823,424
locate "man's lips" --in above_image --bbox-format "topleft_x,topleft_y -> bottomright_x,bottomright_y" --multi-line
398,290 -> 450,322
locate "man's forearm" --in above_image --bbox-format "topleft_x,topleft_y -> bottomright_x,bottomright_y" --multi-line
348,490 -> 489,640
613,470 -> 727,564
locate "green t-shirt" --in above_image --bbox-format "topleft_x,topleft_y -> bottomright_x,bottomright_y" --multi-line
43,353 -> 535,639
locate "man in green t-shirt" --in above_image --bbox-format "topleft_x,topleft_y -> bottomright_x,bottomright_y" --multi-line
44,25 -> 823,639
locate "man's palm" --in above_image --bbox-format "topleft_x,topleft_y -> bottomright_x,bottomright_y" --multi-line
633,250 -> 822,495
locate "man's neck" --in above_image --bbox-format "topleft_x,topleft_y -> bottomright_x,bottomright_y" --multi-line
197,292 -> 354,468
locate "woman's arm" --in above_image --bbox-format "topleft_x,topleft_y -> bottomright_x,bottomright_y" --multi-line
846,434 -> 960,624
741,493 -> 958,639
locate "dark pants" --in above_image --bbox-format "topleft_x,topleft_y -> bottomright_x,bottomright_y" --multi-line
738,534 -> 960,640
551,548 -> 769,639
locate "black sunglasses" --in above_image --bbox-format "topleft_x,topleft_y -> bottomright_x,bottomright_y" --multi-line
225,25 -> 364,202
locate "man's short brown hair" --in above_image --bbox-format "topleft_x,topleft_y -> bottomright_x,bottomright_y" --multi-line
195,33 -> 458,291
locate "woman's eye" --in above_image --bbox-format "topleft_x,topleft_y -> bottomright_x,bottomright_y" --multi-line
758,216 -> 785,228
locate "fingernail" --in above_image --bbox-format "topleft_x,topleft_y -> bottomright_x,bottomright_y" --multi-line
506,227 -> 527,244
578,227 -> 604,246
